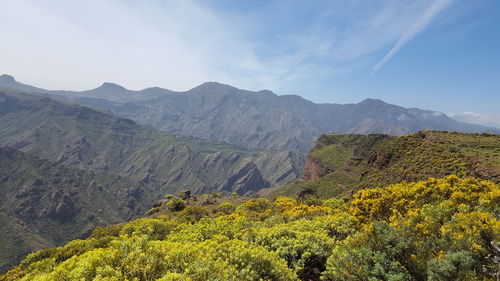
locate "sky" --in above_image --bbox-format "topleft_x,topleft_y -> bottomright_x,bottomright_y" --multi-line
0,0 -> 499,126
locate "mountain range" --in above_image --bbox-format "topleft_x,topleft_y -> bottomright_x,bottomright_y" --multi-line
1,74 -> 498,157
0,74 -> 499,273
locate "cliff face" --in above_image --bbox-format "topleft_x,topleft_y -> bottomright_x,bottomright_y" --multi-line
302,157 -> 327,181
268,131 -> 500,198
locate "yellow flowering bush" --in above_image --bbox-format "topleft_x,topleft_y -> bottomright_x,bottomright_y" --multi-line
2,176 -> 498,281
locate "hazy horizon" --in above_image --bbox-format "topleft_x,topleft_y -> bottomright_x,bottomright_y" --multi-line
0,0 -> 498,121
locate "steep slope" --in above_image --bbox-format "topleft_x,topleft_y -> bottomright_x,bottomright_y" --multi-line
1,75 -> 496,156
0,147 -> 139,272
265,130 -> 500,198
0,88 -> 300,191
0,89 -> 300,272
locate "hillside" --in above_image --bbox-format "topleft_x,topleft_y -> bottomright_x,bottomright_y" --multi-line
0,147 -> 141,272
0,88 -> 300,191
1,75 -> 497,157
265,130 -> 500,198
0,89 -> 299,272
2,176 -> 498,280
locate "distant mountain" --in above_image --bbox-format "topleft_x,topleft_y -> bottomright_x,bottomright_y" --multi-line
0,88 -> 302,271
0,88 -> 300,190
0,75 -> 44,93
263,130 -> 500,198
1,74 -> 497,156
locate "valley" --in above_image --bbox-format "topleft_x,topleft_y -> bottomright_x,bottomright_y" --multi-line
0,78 -> 498,279
0,88 -> 299,271
1,1 -> 499,279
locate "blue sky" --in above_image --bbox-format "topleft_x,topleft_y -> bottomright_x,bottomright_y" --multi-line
0,0 -> 498,125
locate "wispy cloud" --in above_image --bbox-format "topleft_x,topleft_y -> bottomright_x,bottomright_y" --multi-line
0,0 -> 456,92
448,112 -> 500,129
372,0 -> 454,73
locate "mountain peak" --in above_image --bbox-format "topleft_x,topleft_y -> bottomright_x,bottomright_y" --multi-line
97,82 -> 127,91
187,82 -> 239,94
359,98 -> 386,105
0,74 -> 16,83
192,82 -> 279,97
197,81 -> 234,89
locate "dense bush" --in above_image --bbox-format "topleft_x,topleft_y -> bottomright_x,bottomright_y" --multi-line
1,176 -> 499,281
165,198 -> 187,212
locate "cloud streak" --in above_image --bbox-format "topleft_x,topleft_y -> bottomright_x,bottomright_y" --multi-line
372,0 -> 454,73
0,0 -> 456,93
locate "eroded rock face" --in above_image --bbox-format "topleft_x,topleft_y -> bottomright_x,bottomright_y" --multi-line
0,147 -> 139,273
195,159 -> 270,196
276,131 -> 500,199
58,136 -> 91,166
302,157 -> 328,181
15,190 -> 77,222
53,192 -> 76,222
223,160 -> 270,195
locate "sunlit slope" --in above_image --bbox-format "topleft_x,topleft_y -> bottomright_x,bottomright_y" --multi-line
1,176 -> 498,280
267,130 -> 499,198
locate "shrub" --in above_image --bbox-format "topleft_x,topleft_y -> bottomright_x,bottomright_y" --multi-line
165,198 -> 187,212
4,176 -> 498,281
214,202 -> 236,215
178,206 -> 210,223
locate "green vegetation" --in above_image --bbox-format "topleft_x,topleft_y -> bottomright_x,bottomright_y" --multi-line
269,131 -> 500,198
2,176 -> 498,280
1,87 -> 499,279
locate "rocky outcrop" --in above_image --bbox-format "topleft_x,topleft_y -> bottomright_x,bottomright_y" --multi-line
302,157 -> 328,181
52,192 -> 76,222
16,190 -> 77,222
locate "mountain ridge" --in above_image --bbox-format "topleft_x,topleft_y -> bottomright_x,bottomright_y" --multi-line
0,88 -> 300,190
0,88 -> 302,271
263,130 -> 500,198
1,75 -> 497,153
